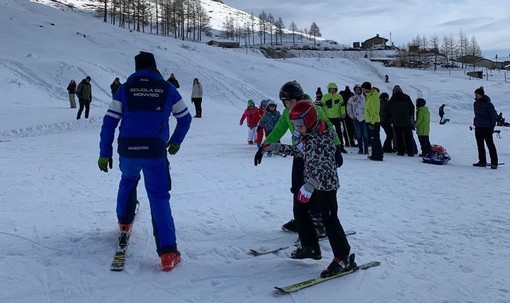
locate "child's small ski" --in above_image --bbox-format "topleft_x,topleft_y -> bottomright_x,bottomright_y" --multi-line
274,261 -> 381,293
249,230 -> 356,256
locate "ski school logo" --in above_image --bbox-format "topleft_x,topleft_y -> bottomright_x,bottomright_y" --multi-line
130,87 -> 164,98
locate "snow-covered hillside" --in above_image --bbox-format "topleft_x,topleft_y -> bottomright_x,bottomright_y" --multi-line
1,1 -> 510,303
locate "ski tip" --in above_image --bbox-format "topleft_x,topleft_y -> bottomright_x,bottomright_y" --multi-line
359,261 -> 381,269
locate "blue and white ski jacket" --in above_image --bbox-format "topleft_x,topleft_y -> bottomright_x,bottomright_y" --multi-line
99,69 -> 191,158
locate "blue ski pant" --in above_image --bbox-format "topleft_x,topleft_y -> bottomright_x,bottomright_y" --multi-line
117,156 -> 177,255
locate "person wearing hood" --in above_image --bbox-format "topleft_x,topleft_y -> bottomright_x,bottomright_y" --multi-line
321,82 -> 348,153
98,51 -> 192,272
472,86 -> 498,169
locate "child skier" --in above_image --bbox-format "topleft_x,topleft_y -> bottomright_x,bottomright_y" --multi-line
263,100 -> 355,278
257,99 -> 281,155
255,99 -> 268,146
415,98 -> 431,156
239,99 -> 261,144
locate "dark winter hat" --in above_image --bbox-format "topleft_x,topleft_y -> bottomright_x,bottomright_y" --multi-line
393,85 -> 403,94
416,98 -> 426,107
85,76 -> 91,81
474,86 -> 485,96
380,92 -> 389,100
361,82 -> 371,90
135,51 -> 157,71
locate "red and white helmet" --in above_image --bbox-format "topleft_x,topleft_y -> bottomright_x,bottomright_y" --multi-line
289,101 -> 317,129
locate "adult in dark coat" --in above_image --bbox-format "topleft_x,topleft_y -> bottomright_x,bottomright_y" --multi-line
379,92 -> 394,152
340,86 -> 356,147
167,73 -> 180,89
472,87 -> 498,169
76,76 -> 92,119
387,85 -> 415,156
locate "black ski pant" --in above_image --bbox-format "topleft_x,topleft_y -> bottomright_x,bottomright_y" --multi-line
343,116 -> 356,147
381,121 -> 394,152
291,156 -> 320,218
77,99 -> 90,119
328,117 -> 344,147
192,98 -> 202,117
475,127 -> 498,165
367,123 -> 383,160
293,189 -> 350,259
394,125 -> 414,156
418,135 -> 432,155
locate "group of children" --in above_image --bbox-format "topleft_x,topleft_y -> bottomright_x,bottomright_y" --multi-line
239,99 -> 281,148
241,84 -> 435,164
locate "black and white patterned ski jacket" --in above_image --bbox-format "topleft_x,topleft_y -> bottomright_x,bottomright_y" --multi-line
278,121 -> 339,191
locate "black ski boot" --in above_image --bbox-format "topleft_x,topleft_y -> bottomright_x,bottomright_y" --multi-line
320,254 -> 356,278
282,219 -> 298,232
290,246 -> 322,260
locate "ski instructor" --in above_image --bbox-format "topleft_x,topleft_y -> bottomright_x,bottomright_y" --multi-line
98,51 -> 192,272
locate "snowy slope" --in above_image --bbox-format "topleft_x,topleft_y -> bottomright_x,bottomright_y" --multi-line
1,1 -> 510,303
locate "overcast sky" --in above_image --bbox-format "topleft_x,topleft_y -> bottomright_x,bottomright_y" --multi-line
222,0 -> 510,58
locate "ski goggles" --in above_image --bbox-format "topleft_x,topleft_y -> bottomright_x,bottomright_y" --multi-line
291,118 -> 305,127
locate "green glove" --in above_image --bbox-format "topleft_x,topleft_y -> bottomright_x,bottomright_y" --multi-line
167,144 -> 180,155
98,157 -> 113,172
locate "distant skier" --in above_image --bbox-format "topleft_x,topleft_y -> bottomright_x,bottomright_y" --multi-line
76,76 -> 92,119
439,104 -> 449,124
384,74 -> 389,83
66,79 -> 77,108
239,99 -> 260,145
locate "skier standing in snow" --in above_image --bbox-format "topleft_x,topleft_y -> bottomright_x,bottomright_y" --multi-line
255,99 -> 268,146
98,51 -> 192,271
472,86 -> 498,169
257,99 -> 281,153
264,100 -> 354,277
254,81 -> 342,238
76,76 -> 92,119
239,99 -> 260,145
